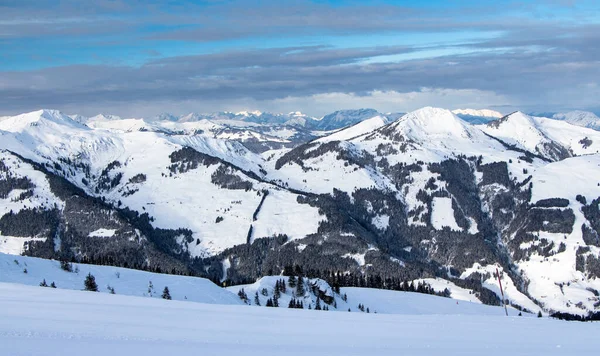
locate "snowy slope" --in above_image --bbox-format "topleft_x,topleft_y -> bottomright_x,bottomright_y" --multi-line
481,112 -> 600,160
552,111 -> 600,131
0,110 -> 324,257
316,115 -> 389,143
2,282 -> 600,356
452,109 -> 503,118
0,253 -> 241,305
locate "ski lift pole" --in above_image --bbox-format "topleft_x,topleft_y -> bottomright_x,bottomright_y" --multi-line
496,267 -> 508,316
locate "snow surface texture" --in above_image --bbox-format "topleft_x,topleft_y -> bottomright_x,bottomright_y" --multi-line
2,282 -> 600,356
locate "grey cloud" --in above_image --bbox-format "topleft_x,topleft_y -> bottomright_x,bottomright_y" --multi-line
1,34 -> 599,116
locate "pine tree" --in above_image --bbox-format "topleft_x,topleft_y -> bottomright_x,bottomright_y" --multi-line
288,298 -> 296,308
296,275 -> 305,296
315,297 -> 322,310
280,279 -> 287,294
266,298 -> 274,307
237,288 -> 248,303
288,275 -> 297,288
274,284 -> 281,300
162,286 -> 172,300
39,279 -> 48,287
254,292 -> 261,306
84,273 -> 98,292
537,311 -> 543,318
50,281 -> 56,288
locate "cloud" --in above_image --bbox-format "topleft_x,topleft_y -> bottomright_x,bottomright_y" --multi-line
1,1 -> 599,116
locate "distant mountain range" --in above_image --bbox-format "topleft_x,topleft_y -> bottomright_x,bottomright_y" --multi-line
2,106 -> 600,318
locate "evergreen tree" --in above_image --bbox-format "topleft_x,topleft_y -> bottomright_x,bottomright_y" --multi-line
237,288 -> 248,303
50,281 -> 56,288
84,273 -> 98,292
288,299 -> 296,308
280,279 -> 287,294
162,286 -> 172,300
274,284 -> 281,300
254,292 -> 261,306
315,297 -> 322,310
296,275 -> 305,296
266,298 -> 274,307
288,275 -> 297,288
537,311 -> 543,318
39,279 -> 48,287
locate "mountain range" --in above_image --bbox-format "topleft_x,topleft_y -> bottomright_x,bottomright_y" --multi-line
1,106 -> 600,318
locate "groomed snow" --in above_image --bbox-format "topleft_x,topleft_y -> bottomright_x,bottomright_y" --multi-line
2,282 -> 599,356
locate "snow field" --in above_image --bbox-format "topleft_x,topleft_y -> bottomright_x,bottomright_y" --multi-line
2,282 -> 599,356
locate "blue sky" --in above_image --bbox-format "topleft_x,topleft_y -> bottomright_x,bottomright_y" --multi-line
1,0 -> 599,117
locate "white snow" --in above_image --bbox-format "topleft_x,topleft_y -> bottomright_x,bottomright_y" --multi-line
371,214 -> 389,230
4,282 -> 600,356
431,197 -> 461,231
316,115 -> 389,143
552,110 -> 600,130
452,108 -> 503,118
0,253 -> 241,305
88,229 -> 117,238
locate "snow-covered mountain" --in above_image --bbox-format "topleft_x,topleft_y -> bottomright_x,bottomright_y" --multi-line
452,108 -> 504,124
2,106 -> 600,318
552,110 -> 600,131
313,108 -> 382,131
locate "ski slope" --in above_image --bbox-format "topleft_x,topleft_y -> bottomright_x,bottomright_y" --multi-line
1,282 -> 599,356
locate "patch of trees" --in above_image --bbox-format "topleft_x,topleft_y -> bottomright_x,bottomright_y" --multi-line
252,190 -> 269,221
0,167 -> 35,199
551,311 -> 600,322
128,173 -> 146,184
210,164 -> 253,191
281,265 -> 452,301
168,147 -> 221,174
478,161 -> 511,187
0,208 -> 59,238
275,141 -> 376,171
533,198 -> 570,208
524,208 -> 575,234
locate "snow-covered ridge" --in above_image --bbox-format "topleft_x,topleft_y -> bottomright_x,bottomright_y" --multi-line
452,108 -> 503,118
552,110 -> 600,131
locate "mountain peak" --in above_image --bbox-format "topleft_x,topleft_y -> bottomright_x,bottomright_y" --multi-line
552,110 -> 600,130
0,109 -> 86,132
452,108 -> 503,118
401,107 -> 470,136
